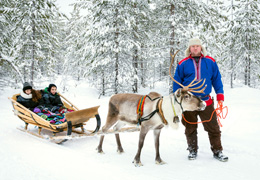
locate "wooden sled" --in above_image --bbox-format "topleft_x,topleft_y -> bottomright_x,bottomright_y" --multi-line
9,93 -> 101,144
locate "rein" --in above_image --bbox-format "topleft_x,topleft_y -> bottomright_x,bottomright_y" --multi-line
182,101 -> 228,127
173,94 -> 184,113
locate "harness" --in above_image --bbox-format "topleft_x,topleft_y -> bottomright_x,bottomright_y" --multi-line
136,95 -> 147,118
137,95 -> 160,125
157,99 -> 168,125
173,94 -> 184,113
136,95 -> 178,125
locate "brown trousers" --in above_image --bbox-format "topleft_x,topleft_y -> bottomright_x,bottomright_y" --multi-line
182,102 -> 223,153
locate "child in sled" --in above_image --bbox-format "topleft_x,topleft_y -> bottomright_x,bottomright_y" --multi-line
17,82 -> 44,111
40,84 -> 73,124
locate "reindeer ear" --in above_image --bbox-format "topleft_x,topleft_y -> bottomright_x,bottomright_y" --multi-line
176,88 -> 182,97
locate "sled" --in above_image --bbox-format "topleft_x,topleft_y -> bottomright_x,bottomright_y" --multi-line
9,93 -> 101,144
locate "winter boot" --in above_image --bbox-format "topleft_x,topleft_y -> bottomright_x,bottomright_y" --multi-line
213,151 -> 228,162
188,151 -> 197,160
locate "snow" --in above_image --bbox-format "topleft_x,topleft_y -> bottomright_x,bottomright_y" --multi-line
1,82 -> 259,180
55,0 -> 75,17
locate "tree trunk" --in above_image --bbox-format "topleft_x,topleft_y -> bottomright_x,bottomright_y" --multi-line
248,54 -> 251,87
31,0 -> 36,87
230,0 -> 234,88
132,2 -> 138,93
114,8 -> 119,94
140,45 -> 144,88
245,58 -> 248,86
133,48 -> 138,93
169,4 -> 175,94
102,70 -> 105,96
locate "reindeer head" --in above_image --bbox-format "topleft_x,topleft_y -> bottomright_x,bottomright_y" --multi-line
174,88 -> 206,112
163,89 -> 206,130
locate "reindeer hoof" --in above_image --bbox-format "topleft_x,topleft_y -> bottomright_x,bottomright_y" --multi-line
132,160 -> 143,167
155,160 -> 166,165
117,149 -> 124,154
96,147 -> 104,154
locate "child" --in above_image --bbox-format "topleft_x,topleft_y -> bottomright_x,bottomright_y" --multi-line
17,82 -> 44,111
42,84 -> 64,112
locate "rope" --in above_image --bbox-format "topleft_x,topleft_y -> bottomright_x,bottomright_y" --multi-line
182,101 -> 228,127
215,101 -> 228,127
170,95 -> 177,117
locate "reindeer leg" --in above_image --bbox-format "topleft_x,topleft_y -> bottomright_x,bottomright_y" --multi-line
113,121 -> 126,153
115,133 -> 124,153
133,126 -> 149,167
97,135 -> 105,153
97,115 -> 118,154
154,125 -> 166,165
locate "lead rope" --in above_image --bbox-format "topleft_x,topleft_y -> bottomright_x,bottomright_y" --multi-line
182,101 -> 228,127
170,96 -> 177,116
171,94 -> 180,123
215,101 -> 228,127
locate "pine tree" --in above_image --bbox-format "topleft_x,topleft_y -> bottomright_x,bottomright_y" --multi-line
70,0 -> 227,94
223,0 -> 260,87
63,4 -> 92,81
78,0 -> 153,95
0,0 -> 64,87
147,0 -> 225,93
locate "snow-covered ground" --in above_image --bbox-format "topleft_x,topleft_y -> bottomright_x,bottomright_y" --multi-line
0,81 -> 259,180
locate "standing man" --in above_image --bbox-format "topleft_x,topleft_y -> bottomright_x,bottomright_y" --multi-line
173,37 -> 228,162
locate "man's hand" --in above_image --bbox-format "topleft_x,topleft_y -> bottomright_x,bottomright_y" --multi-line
218,100 -> 223,108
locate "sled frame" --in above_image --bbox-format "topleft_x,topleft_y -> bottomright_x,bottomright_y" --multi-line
9,93 -> 101,143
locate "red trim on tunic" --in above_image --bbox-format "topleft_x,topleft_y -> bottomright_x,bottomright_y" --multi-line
217,94 -> 224,101
205,56 -> 216,62
178,57 -> 190,65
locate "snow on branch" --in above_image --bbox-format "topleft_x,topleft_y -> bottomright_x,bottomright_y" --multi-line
0,54 -> 24,83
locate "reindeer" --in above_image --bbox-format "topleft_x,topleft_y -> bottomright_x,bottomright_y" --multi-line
97,50 -> 207,166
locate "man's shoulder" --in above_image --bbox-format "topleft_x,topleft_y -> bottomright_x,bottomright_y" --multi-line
204,55 -> 216,63
178,57 -> 190,65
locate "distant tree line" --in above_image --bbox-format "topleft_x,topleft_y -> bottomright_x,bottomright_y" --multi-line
1,0 -> 260,94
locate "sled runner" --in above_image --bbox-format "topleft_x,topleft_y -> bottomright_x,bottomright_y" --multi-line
9,93 -> 101,144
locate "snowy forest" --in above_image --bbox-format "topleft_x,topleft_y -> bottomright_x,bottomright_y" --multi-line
1,0 -> 260,95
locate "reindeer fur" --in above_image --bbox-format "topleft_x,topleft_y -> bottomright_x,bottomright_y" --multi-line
97,89 -> 205,166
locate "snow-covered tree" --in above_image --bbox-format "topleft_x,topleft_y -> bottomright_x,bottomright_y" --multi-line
62,3 -> 92,81
0,0 -> 64,87
77,0 -> 153,95
223,0 -> 260,88
144,0 -> 226,93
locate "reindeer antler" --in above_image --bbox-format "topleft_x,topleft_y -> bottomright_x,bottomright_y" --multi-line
169,50 -> 207,94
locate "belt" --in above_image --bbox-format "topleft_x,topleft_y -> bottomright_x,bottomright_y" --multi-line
198,95 -> 209,99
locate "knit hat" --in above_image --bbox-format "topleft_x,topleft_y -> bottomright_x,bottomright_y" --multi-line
185,37 -> 207,57
23,82 -> 32,92
48,84 -> 57,92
